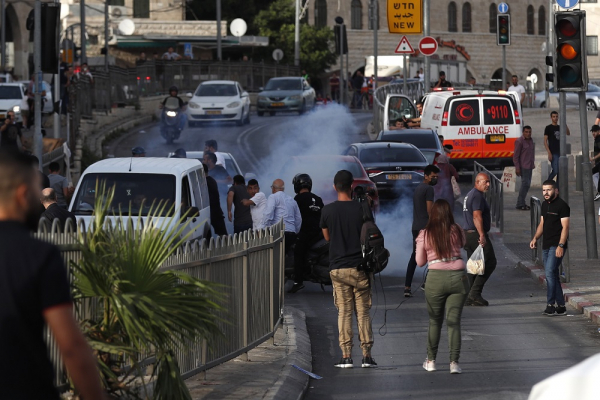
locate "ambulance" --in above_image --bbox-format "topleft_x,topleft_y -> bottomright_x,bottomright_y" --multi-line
420,88 -> 523,170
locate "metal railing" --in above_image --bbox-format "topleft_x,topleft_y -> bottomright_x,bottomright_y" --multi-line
473,161 -> 504,233
530,196 -> 543,265
35,219 -> 285,390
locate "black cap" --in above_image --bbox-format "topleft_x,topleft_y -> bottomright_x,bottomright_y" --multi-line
439,71 -> 446,76
591,125 -> 600,132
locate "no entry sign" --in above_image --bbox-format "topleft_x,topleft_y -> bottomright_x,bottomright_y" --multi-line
419,36 -> 438,56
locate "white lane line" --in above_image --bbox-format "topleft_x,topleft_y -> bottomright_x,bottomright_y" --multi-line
237,121 -> 271,173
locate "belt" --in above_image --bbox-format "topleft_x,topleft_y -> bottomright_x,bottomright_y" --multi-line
465,230 -> 477,233
429,256 -> 461,265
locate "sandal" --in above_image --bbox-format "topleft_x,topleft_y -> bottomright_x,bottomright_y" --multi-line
516,205 -> 531,210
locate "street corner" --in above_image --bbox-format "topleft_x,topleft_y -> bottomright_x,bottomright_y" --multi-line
517,260 -> 547,286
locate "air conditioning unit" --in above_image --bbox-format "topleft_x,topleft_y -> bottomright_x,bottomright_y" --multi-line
108,6 -> 127,21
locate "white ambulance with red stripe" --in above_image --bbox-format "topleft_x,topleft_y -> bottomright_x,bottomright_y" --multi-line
420,88 -> 523,170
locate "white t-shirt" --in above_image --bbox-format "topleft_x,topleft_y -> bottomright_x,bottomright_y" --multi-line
250,192 -> 267,230
508,84 -> 526,98
215,151 -> 226,167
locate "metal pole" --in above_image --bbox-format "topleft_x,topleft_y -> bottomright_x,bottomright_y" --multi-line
216,0 -> 222,61
502,45 -> 506,90
80,0 -> 86,64
294,0 -> 300,66
339,25 -> 344,106
104,0 -> 108,71
373,0 -> 378,91
403,54 -> 407,93
545,0 -> 553,108
1,0 -> 6,72
578,91 -> 599,259
33,0 -> 43,166
558,91 -> 568,203
423,0 -> 430,93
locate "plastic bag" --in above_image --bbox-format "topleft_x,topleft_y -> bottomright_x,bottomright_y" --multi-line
451,176 -> 461,200
466,245 -> 485,275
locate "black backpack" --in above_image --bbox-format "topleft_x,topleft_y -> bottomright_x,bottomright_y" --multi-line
358,202 -> 390,274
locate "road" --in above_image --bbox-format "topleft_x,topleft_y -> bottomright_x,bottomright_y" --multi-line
111,108 -> 600,399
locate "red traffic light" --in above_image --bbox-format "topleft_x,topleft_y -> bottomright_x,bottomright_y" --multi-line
557,19 -> 577,37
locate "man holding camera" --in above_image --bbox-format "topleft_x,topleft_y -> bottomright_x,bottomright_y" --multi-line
0,111 -> 23,153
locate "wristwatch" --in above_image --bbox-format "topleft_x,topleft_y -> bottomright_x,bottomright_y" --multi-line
558,243 -> 565,248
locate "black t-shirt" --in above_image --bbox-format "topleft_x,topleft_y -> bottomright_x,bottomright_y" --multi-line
40,171 -> 51,190
208,165 -> 231,195
541,196 -> 570,249
437,79 -> 452,88
412,182 -> 434,231
594,136 -> 600,166
544,124 -> 561,155
0,124 -> 21,150
462,188 -> 491,233
295,192 -> 324,239
320,201 -> 363,270
0,221 -> 72,399
206,176 -> 224,218
41,203 -> 76,229
228,185 -> 252,226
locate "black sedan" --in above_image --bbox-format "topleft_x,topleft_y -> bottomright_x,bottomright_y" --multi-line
342,142 -> 428,199
376,128 -> 443,165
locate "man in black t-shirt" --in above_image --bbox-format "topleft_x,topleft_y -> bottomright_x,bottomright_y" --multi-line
462,172 -> 497,306
530,180 -> 570,316
0,150 -> 104,399
204,151 -> 232,197
203,163 -> 227,236
544,111 -> 570,186
40,188 -> 77,230
227,175 -> 252,234
320,170 -> 376,369
590,125 -> 600,200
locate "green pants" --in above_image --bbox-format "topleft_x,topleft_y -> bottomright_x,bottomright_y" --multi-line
425,269 -> 469,362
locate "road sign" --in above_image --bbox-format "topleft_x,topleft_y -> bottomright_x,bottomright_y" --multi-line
556,0 -> 579,9
184,43 -> 192,59
394,36 -> 415,54
418,36 -> 438,56
272,49 -> 284,62
387,0 -> 423,34
498,2 -> 509,13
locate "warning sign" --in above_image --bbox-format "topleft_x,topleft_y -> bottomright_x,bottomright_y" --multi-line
394,36 -> 415,54
387,0 -> 423,34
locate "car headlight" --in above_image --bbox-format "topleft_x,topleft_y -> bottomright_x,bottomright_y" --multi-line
227,101 -> 241,108
12,106 -> 20,113
289,95 -> 301,100
188,102 -> 200,109
166,111 -> 177,117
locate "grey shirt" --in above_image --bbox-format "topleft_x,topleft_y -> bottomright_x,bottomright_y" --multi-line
48,174 -> 68,207
412,182 -> 434,231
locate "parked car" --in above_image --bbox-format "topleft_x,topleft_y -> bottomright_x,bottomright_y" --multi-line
185,80 -> 251,127
17,80 -> 54,114
168,151 -> 256,180
376,129 -> 444,165
257,77 -> 316,116
0,83 -> 26,123
342,141 -> 428,199
533,84 -> 600,110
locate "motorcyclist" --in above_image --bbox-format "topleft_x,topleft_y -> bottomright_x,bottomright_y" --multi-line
288,173 -> 325,294
160,86 -> 188,132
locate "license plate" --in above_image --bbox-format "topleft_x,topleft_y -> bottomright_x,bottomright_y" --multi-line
486,134 -> 505,143
206,110 -> 221,115
271,102 -> 285,107
386,174 -> 411,180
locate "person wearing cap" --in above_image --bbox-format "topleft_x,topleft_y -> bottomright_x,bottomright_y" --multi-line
514,125 -> 535,210
131,147 -> 146,157
433,71 -> 452,89
591,125 -> 600,201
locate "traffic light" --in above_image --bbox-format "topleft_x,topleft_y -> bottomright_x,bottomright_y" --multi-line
554,11 -> 587,91
334,24 -> 348,55
26,4 -> 61,74
497,14 -> 510,46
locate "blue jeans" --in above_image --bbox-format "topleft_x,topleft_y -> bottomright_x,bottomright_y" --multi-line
516,168 -> 532,208
548,154 -> 559,183
542,247 -> 565,306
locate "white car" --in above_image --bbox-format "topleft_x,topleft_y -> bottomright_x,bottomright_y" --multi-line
0,83 -> 26,123
186,80 -> 251,127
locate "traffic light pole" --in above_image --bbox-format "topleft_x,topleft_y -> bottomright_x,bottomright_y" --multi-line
502,46 -> 506,90
80,0 -> 86,64
578,91 -> 599,259
424,0 -> 430,92
1,0 -> 6,72
33,0 -> 43,167
559,91 -> 568,204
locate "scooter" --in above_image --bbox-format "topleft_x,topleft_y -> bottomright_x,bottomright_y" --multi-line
160,97 -> 184,144
285,238 -> 332,289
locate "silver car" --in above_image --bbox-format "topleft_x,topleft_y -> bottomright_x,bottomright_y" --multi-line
256,77 -> 316,116
533,84 -> 600,110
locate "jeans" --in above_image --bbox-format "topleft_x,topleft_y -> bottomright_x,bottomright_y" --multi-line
542,247 -> 565,306
516,168 -> 533,208
404,230 -> 420,288
425,270 -> 469,362
548,153 -> 560,184
330,268 -> 373,357
464,231 -> 497,297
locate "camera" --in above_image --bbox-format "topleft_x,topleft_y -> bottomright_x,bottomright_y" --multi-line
353,185 -> 368,203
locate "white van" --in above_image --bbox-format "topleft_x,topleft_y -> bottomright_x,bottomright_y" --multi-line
69,158 -> 212,240
420,88 -> 523,170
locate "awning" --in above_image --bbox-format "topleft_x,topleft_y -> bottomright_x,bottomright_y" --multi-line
116,35 -> 268,50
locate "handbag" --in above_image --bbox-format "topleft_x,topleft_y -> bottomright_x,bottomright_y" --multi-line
451,176 -> 461,200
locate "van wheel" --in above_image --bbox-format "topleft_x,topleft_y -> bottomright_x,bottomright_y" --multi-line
587,100 -> 597,111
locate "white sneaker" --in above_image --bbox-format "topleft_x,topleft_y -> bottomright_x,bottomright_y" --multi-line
423,358 -> 436,372
450,362 -> 462,374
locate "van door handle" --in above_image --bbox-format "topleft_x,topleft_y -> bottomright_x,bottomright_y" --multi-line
192,218 -> 197,223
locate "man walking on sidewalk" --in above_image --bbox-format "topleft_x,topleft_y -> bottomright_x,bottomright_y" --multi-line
514,125 -> 535,210
462,173 -> 497,306
320,170 -> 376,368
530,180 -> 570,316
544,111 -> 570,187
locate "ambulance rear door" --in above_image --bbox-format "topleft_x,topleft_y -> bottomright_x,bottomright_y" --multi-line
480,96 -> 520,160
444,97 -> 483,160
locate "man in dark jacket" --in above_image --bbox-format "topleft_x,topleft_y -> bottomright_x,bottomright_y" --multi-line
203,163 -> 227,236
40,188 -> 76,230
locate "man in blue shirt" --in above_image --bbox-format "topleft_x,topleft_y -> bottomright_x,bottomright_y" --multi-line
263,179 -> 301,254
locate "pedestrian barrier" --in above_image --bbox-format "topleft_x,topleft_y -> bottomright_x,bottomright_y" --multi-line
530,196 -> 543,265
35,219 -> 285,391
473,162 -> 504,233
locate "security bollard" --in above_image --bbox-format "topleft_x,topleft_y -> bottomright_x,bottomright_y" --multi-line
576,154 -> 583,192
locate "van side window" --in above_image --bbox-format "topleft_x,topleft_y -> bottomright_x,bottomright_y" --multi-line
482,99 -> 514,125
188,171 -> 203,209
388,97 -> 417,122
449,99 -> 480,126
181,175 -> 192,214
197,168 -> 210,209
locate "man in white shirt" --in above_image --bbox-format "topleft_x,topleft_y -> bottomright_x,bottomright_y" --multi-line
204,139 -> 225,167
507,75 -> 526,104
263,179 -> 301,254
241,179 -> 267,230
162,47 -> 182,61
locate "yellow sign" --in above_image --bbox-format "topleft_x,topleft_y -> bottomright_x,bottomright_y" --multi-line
387,0 -> 423,34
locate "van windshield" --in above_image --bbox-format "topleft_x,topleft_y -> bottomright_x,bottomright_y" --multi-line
72,173 -> 176,216
387,96 -> 417,124
449,99 -> 480,126
483,98 -> 514,125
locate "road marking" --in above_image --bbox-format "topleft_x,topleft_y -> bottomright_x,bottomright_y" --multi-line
237,121 -> 272,174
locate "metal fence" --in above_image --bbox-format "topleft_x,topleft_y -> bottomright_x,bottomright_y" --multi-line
35,219 -> 285,390
473,161 -> 504,233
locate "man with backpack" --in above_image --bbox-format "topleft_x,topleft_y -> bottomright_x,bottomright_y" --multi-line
320,170 -> 376,369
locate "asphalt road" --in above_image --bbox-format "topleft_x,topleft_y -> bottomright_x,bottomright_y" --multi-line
111,108 -> 600,399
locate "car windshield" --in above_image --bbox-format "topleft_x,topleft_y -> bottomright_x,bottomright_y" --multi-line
0,86 -> 22,99
360,147 -> 426,163
265,79 -> 302,91
72,173 -> 176,216
282,159 -> 364,181
589,84 -> 600,92
195,84 -> 238,97
379,132 -> 439,148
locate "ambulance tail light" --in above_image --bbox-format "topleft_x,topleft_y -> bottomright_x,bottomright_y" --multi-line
446,87 -> 455,91
514,109 -> 521,124
452,91 -> 460,95
441,111 -> 448,126
433,87 -> 442,91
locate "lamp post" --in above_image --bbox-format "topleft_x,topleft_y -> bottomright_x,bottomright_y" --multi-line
335,16 -> 346,107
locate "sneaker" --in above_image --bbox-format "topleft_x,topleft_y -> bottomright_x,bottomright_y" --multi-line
287,283 -> 305,294
404,288 -> 412,297
423,358 -> 436,372
543,304 -> 556,316
362,356 -> 377,368
555,305 -> 567,316
469,295 -> 489,306
450,362 -> 462,374
595,193 -> 600,201
334,357 -> 353,368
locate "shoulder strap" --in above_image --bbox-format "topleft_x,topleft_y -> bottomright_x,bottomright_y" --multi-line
361,201 -> 374,222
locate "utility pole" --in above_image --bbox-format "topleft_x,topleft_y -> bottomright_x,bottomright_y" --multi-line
372,0 -> 378,92
423,0 -> 430,93
216,0 -> 222,60
104,0 -> 109,71
559,91 -> 568,204
80,0 -> 86,63
53,0 -> 61,140
33,0 -> 43,166
545,0 -> 553,107
294,0 -> 300,66
502,46 -> 506,91
1,0 -> 5,72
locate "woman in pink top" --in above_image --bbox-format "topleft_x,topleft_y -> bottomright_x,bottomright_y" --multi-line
416,199 -> 469,374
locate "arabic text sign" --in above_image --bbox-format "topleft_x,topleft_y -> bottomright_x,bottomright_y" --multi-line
387,0 -> 423,34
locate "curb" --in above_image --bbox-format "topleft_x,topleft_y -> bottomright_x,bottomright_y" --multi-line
264,306 -> 312,400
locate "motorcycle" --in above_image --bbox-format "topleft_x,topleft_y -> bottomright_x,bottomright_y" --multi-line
285,237 -> 332,289
160,97 -> 185,144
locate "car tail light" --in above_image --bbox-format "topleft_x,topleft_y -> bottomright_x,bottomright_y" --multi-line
146,76 -> 151,80
366,169 -> 383,178
514,109 -> 520,124
137,76 -> 140,80
441,111 -> 448,126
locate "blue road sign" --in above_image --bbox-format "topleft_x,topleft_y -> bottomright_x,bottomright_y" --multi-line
556,0 -> 579,9
184,43 -> 193,59
498,2 -> 509,14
